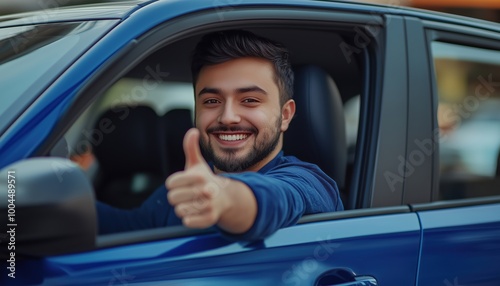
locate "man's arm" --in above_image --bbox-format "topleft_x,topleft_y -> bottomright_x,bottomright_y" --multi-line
96,185 -> 174,234
221,162 -> 343,240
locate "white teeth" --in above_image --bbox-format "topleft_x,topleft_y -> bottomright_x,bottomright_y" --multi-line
218,134 -> 248,141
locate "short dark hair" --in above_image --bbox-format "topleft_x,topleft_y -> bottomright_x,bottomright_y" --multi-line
191,30 -> 294,105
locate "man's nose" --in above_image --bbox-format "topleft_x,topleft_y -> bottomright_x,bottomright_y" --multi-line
218,101 -> 241,125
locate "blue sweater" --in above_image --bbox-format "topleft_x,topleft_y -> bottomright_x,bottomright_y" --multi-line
96,151 -> 343,240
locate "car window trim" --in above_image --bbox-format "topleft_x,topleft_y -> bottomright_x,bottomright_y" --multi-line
366,15 -> 409,208
424,21 -> 500,49
401,16 -> 434,205
410,195 -> 500,211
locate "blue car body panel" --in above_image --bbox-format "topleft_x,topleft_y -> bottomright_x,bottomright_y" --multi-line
417,203 -> 500,285
35,213 -> 420,285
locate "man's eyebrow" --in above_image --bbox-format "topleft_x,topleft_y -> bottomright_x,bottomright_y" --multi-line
197,86 -> 268,97
237,86 -> 267,95
198,87 -> 221,97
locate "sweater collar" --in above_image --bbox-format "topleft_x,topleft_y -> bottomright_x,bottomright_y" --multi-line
256,151 -> 284,174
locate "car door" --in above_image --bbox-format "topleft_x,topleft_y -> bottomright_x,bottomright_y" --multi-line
403,16 -> 500,285
32,210 -> 419,286
2,1 -> 423,285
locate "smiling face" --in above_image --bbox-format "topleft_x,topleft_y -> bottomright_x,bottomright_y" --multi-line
195,57 -> 295,173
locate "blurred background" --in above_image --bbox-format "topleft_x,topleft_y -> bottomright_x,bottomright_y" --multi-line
0,0 -> 499,22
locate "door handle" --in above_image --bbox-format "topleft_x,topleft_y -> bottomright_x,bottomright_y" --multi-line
315,268 -> 377,286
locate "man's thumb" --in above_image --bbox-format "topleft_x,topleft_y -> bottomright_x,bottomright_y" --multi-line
184,128 -> 205,169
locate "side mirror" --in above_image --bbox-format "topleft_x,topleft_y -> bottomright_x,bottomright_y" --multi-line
0,157 -> 96,258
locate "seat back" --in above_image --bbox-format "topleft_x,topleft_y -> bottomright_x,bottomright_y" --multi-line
497,150 -> 500,177
161,108 -> 193,175
284,65 -> 347,189
93,105 -> 166,208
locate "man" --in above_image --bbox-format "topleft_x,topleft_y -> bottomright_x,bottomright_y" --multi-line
97,30 -> 343,241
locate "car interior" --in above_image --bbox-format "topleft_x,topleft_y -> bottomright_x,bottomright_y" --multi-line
52,26 -> 365,216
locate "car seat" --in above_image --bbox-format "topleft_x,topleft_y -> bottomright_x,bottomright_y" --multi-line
284,65 -> 347,203
92,105 -> 167,209
161,108 -> 193,175
496,151 -> 500,177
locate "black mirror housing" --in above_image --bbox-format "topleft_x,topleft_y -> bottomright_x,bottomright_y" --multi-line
0,158 -> 96,258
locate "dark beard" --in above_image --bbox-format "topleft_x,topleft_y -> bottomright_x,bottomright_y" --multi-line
200,119 -> 281,172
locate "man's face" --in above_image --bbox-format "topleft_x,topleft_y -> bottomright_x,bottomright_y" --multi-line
195,57 -> 295,173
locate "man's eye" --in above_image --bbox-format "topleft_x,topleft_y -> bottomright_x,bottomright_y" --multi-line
242,98 -> 259,103
204,99 -> 220,104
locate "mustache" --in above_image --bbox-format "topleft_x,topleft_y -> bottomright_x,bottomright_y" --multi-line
207,125 -> 257,133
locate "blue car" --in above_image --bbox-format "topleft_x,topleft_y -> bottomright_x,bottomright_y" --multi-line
1,0 -> 500,285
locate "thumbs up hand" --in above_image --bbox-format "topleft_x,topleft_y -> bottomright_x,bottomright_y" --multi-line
182,127 -> 207,170
166,128 -> 231,229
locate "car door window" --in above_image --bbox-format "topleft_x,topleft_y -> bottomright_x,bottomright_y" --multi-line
432,42 -> 500,200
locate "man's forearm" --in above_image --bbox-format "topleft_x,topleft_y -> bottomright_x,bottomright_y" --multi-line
216,178 -> 257,234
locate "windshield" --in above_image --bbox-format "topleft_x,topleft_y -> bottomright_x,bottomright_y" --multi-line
0,20 -> 117,133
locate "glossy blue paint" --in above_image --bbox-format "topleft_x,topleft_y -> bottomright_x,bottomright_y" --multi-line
417,203 -> 500,285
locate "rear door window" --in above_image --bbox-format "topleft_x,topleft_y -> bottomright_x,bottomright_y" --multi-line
432,42 -> 500,199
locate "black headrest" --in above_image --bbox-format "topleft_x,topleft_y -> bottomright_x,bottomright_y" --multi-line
93,105 -> 165,177
284,65 -> 347,188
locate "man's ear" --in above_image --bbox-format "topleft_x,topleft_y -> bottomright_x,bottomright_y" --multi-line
280,99 -> 296,132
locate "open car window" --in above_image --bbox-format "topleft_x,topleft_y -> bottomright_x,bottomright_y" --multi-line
56,26 -> 365,224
